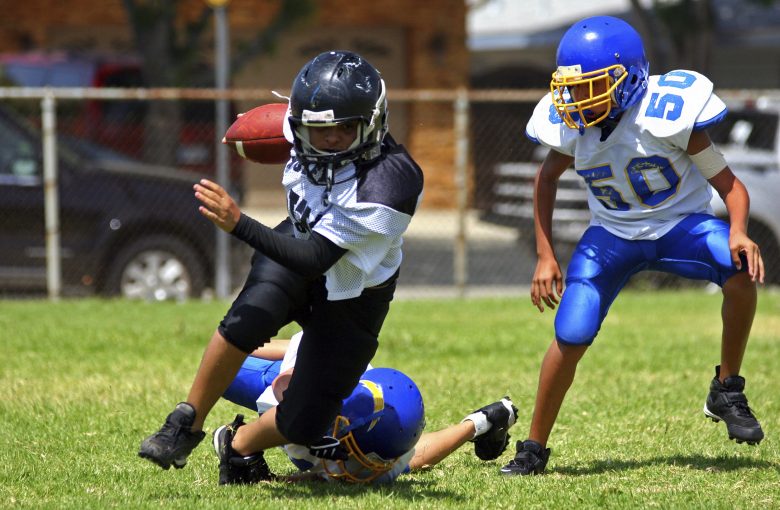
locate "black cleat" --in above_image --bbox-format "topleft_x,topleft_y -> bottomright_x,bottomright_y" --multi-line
471,397 -> 519,461
500,439 -> 550,476
139,402 -> 206,470
704,365 -> 764,445
213,414 -> 273,485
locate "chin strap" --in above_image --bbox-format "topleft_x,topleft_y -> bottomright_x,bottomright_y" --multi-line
322,163 -> 334,206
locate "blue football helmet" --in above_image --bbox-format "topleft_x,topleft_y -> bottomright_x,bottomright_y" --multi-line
551,16 -> 649,131
324,367 -> 425,483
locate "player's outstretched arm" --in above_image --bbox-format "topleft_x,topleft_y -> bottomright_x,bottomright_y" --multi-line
194,178 -> 241,233
408,421 -> 475,471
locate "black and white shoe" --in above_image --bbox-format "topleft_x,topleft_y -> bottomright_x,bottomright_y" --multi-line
704,365 -> 764,445
138,402 -> 206,470
466,397 -> 518,461
213,414 -> 273,485
500,439 -> 550,476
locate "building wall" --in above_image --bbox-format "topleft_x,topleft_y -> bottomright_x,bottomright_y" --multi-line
0,0 -> 468,208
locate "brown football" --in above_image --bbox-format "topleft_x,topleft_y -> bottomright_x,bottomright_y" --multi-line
223,103 -> 292,164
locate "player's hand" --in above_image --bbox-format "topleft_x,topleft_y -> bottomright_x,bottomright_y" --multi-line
308,435 -> 349,461
730,230 -> 765,283
194,179 -> 241,233
531,256 -> 564,312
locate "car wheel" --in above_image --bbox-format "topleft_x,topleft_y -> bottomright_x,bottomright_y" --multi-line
103,235 -> 207,301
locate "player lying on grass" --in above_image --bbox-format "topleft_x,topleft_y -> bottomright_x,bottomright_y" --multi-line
213,332 -> 519,484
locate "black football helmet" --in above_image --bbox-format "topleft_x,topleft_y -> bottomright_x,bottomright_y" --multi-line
288,50 -> 388,185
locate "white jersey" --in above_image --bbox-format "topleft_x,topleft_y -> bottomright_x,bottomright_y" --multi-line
255,333 -> 411,484
526,70 -> 727,240
281,137 -> 423,299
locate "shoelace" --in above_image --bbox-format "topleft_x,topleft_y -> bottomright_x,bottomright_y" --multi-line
156,419 -> 184,439
726,392 -> 756,418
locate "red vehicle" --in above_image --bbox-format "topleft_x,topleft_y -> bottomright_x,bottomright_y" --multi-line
0,51 -> 240,180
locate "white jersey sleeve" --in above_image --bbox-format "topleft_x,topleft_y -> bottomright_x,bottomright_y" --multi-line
525,93 -> 578,156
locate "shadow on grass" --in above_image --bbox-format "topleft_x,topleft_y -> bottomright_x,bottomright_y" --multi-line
552,453 -> 780,476
252,477 -> 462,502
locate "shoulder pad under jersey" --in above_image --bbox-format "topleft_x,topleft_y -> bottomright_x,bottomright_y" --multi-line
525,94 -> 577,156
636,70 -> 725,146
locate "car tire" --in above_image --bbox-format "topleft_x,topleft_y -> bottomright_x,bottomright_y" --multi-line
103,235 -> 207,301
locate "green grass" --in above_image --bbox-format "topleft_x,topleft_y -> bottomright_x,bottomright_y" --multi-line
1,290 -> 779,509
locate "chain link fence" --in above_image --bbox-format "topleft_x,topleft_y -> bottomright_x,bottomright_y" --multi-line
1,87 -> 778,301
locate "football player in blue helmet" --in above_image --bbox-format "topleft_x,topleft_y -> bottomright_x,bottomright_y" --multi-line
504,15 -> 765,476
213,333 -> 519,484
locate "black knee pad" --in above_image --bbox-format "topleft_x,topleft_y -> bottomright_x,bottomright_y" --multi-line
218,242 -> 311,353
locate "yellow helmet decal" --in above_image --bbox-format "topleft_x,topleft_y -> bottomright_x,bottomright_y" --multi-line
358,379 -> 385,432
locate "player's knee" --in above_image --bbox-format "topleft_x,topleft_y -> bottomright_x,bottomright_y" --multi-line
218,325 -> 267,354
722,270 -> 756,298
554,282 -> 602,345
554,327 -> 596,346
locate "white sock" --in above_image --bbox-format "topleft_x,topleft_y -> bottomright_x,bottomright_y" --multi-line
462,412 -> 491,439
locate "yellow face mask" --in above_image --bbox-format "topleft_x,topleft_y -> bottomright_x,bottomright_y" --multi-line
320,414 -> 397,483
550,63 -> 627,130
320,378 -> 396,483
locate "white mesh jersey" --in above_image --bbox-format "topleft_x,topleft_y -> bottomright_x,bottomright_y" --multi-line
526,70 -> 728,240
281,139 -> 423,299
255,333 -> 411,484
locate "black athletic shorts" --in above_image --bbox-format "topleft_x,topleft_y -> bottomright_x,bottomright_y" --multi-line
275,273 -> 398,445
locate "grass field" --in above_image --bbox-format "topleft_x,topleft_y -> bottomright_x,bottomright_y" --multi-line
1,290 -> 779,509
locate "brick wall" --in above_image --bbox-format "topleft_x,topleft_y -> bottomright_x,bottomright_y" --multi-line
0,0 -> 468,208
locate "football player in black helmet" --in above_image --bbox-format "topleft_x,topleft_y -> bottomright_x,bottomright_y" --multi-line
288,51 -> 388,181
139,51 -> 425,474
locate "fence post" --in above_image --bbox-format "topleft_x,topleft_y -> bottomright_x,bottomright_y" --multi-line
214,3 -> 232,299
41,92 -> 61,300
453,87 -> 469,297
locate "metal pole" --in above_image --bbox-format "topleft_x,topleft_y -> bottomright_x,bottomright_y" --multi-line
41,92 -> 61,300
453,88 -> 469,297
214,4 -> 231,299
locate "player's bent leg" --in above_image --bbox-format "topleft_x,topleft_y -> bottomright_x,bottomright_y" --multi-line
720,271 -> 756,378
708,274 -> 761,445
501,341 -> 587,476
213,414 -> 273,484
654,216 -> 763,445
222,357 -> 282,412
139,332 -> 244,470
